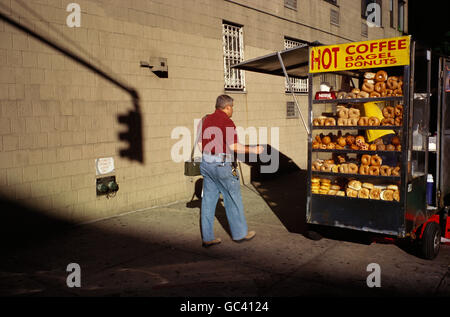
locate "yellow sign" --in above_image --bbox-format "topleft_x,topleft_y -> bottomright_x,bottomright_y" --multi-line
309,36 -> 410,73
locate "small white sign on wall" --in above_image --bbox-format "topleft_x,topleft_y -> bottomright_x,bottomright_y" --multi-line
95,157 -> 115,175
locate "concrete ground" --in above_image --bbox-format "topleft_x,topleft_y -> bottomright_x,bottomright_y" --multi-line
1,173 -> 449,298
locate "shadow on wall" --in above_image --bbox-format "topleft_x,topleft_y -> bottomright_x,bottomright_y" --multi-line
0,8 -> 144,164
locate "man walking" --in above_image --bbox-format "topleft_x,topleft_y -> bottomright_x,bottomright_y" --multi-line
200,94 -> 263,247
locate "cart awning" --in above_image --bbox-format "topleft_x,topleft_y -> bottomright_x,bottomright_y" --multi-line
231,44 -> 312,79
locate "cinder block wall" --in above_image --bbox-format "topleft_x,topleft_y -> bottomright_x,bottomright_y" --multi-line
0,0 -> 406,223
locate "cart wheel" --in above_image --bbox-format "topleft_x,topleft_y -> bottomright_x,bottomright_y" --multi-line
419,221 -> 441,260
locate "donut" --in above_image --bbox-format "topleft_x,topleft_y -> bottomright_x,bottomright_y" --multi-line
362,82 -> 374,93
380,165 -> 392,176
358,188 -> 370,199
376,144 -> 386,151
357,91 -> 370,98
336,137 -> 346,147
348,118 -> 358,126
395,117 -> 402,126
325,118 -> 336,126
392,166 -> 400,176
348,108 -> 360,118
386,144 -> 395,151
386,76 -> 399,89
374,81 -> 386,93
358,117 -> 369,126
348,163 -> 358,174
370,155 -> 382,166
370,91 -> 381,98
339,164 -> 349,174
338,108 -> 349,119
360,143 -> 369,151
375,70 -> 388,82
355,135 -> 365,147
368,116 -> 380,126
337,118 -> 348,126
382,106 -> 395,118
322,136 -> 331,145
346,135 -> 355,145
369,143 -> 377,151
369,166 -> 380,176
359,165 -> 370,175
394,104 -> 403,117
369,188 -> 381,200
381,118 -> 395,126
361,154 -> 371,165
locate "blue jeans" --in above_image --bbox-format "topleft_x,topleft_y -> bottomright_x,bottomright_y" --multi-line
200,157 -> 248,242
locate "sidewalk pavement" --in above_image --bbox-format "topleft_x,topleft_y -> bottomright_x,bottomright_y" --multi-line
1,181 -> 449,297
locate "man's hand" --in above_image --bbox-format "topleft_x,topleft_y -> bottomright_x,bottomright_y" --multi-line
230,143 -> 264,155
252,145 -> 264,154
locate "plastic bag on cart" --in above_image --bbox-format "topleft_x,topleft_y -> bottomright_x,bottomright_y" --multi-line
363,101 -> 395,142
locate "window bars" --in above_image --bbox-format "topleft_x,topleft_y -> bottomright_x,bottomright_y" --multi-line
223,23 -> 245,90
284,38 -> 308,93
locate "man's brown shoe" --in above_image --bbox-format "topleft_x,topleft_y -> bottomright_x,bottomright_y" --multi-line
202,238 -> 221,248
234,231 -> 256,243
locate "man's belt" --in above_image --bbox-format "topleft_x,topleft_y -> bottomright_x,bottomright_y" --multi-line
202,152 -> 233,163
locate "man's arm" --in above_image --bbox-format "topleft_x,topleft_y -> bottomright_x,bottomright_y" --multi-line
229,143 -> 263,154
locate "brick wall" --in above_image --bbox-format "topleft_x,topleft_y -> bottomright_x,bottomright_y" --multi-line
0,0 -> 407,223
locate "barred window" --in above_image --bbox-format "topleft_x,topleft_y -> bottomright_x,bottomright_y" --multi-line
223,22 -> 245,90
284,0 -> 297,10
284,37 -> 308,93
330,9 -> 340,26
286,102 -> 299,118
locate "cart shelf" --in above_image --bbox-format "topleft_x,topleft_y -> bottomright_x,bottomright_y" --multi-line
312,96 -> 404,104
312,125 -> 402,130
311,193 -> 401,204
312,171 -> 401,182
312,149 -> 402,155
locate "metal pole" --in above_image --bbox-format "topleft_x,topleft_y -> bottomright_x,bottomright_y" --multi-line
277,51 -> 310,135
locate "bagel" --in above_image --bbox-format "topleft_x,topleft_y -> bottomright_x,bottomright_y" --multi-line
381,118 -> 395,126
368,116 -> 380,126
392,166 -> 400,176
386,144 -> 395,151
337,137 -> 347,147
325,118 -> 336,126
339,163 -> 349,174
370,155 -> 382,166
358,117 -> 369,126
396,144 -> 402,151
313,118 -> 321,126
331,164 -> 340,173
337,118 -> 347,126
386,76 -> 399,89
382,106 -> 395,118
338,108 -> 349,119
369,143 -> 377,151
369,188 -> 381,200
375,70 -> 388,82
394,88 -> 403,96
326,142 -> 336,149
369,166 -> 380,176
394,104 -> 403,117
348,108 -> 360,119
348,163 -> 359,174
358,188 -> 370,199
380,165 -> 392,176
376,144 -> 386,151
355,135 -> 365,147
357,91 -> 370,98
346,188 -> 358,198
312,141 -> 320,149
359,165 -> 370,175
381,189 -> 394,201
395,117 -> 402,126
346,92 -> 357,99
370,91 -> 381,98
360,142 -> 369,151
362,182 -> 374,190
374,81 -> 386,93
362,82 -> 375,93
352,88 -> 361,94
348,180 -> 362,191
322,136 -> 331,145
348,118 -> 358,126
393,190 -> 400,202
391,136 -> 401,146
346,135 -> 355,145
361,154 -> 371,165
336,91 -> 347,99
364,72 -> 376,79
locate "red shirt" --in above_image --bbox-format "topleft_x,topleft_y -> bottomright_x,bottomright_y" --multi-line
201,109 -> 238,154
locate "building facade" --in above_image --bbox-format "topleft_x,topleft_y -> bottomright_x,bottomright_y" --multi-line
0,0 -> 408,223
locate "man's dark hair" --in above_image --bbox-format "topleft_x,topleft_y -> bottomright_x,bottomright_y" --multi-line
215,94 -> 233,109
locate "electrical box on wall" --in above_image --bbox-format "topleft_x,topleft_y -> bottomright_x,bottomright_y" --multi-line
96,175 -> 119,196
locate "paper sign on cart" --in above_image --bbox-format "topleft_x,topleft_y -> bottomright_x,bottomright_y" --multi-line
309,36 -> 410,73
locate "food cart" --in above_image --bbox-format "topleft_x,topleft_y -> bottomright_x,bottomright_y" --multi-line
233,36 -> 450,259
